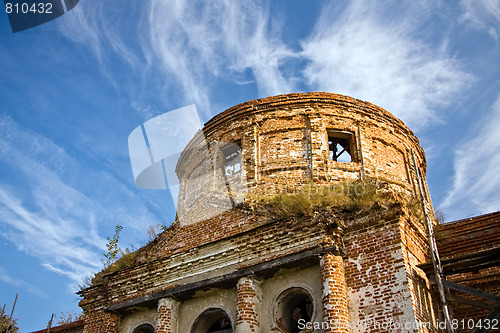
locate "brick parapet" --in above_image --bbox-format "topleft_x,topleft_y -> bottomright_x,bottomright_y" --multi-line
235,275 -> 262,333
204,92 -> 420,151
137,209 -> 270,262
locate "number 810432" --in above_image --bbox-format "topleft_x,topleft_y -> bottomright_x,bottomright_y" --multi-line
5,2 -> 53,14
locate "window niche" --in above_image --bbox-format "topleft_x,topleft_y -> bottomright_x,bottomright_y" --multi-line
327,130 -> 356,163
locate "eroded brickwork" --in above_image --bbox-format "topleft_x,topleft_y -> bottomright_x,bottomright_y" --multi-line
81,311 -> 119,333
343,205 -> 435,332
155,298 -> 179,333
235,275 -> 261,333
103,214 -> 340,307
320,253 -> 351,333
79,284 -> 120,333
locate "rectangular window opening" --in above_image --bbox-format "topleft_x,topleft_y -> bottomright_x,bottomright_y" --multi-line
328,131 -> 355,163
222,141 -> 242,178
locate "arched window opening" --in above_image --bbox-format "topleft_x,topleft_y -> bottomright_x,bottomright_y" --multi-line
274,288 -> 314,333
132,323 -> 154,333
191,308 -> 233,333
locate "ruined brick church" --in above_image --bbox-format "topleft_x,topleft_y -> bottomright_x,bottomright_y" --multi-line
33,92 -> 500,333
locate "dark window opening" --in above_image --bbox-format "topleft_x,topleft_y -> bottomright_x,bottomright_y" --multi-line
222,141 -> 242,178
275,288 -> 314,333
191,308 -> 233,333
285,295 -> 313,333
328,131 -> 354,163
208,317 -> 232,332
132,323 -> 154,333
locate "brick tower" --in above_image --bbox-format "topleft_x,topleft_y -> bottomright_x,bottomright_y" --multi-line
78,92 -> 437,333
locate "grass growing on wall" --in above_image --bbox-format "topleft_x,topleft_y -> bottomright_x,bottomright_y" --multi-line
255,177 -> 389,219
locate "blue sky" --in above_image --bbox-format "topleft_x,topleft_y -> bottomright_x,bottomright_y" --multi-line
0,0 -> 499,331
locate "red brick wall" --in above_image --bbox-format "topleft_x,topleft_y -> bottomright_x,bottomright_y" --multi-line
444,267 -> 500,332
344,206 -> 435,332
432,211 -> 500,331
81,311 -> 118,333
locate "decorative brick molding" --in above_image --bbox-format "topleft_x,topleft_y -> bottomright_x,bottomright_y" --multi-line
155,297 -> 180,333
235,275 -> 262,333
320,253 -> 351,333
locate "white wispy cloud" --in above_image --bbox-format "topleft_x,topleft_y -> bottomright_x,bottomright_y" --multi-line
461,0 -> 500,40
0,267 -> 48,298
441,94 -> 500,220
58,0 -> 144,91
58,1 -> 105,63
0,116 -> 159,290
58,0 -> 473,127
0,178 -> 104,289
145,0 -> 295,115
300,0 -> 472,130
59,0 -> 295,117
0,266 -> 22,287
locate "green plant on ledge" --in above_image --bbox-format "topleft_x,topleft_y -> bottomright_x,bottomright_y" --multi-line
78,225 -> 139,289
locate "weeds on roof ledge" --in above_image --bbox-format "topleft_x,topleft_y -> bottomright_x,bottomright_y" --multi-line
251,177 -> 403,220
81,249 -> 139,289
